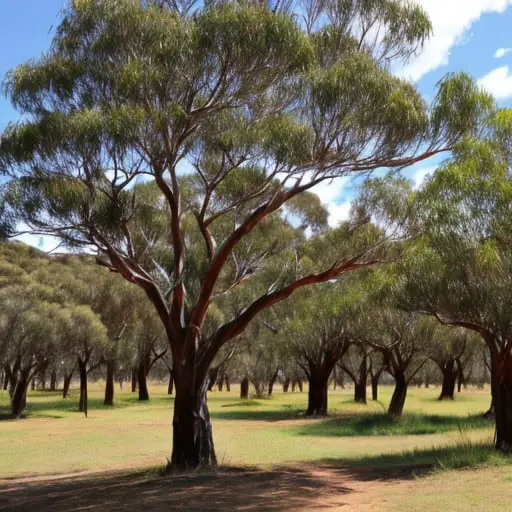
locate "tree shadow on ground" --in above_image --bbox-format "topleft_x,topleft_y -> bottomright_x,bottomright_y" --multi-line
0,466 -> 356,512
323,441 -> 510,476
291,413 -> 492,437
1,444 -> 509,512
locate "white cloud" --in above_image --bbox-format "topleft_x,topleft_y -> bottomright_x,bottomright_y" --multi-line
477,65 -> 512,99
494,47 -> 512,58
13,232 -> 63,253
310,177 -> 352,227
327,201 -> 352,227
399,1 -> 512,81
412,166 -> 436,189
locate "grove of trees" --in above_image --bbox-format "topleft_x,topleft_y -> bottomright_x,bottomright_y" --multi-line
0,0 -> 509,469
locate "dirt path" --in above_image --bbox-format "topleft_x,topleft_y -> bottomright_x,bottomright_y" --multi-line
0,463 -> 418,512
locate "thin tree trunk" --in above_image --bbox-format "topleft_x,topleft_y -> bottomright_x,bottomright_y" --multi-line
388,370 -> 407,417
131,369 -> 137,393
50,369 -> 57,392
169,367 -> 216,470
371,371 -> 381,401
306,369 -> 330,416
225,374 -> 230,392
168,370 -> 174,395
30,379 -> 35,391
62,371 -> 73,398
240,376 -> 249,399
2,366 -> 9,391
104,359 -> 115,406
11,371 -> 30,418
283,378 -> 290,392
354,357 -> 368,404
296,378 -> 303,392
268,368 -> 279,396
439,360 -> 457,400
217,374 -> 224,392
207,367 -> 219,392
39,367 -> 46,391
78,359 -> 88,417
138,360 -> 149,401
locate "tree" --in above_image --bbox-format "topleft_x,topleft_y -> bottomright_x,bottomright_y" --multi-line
284,285 -> 353,415
424,328 -> 480,401
396,109 -> 512,448
354,305 -> 431,416
0,0 -> 489,468
339,342 -> 370,404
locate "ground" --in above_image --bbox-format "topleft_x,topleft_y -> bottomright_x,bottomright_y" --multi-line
0,384 -> 510,510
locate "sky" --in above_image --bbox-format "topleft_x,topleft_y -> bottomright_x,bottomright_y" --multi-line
1,0 -> 512,248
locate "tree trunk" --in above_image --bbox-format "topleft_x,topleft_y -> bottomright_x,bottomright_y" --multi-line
283,378 -> 290,392
388,370 -> 407,417
2,366 -> 9,391
491,357 -> 512,451
353,356 -> 368,404
268,368 -> 279,397
138,360 -> 149,401
104,359 -> 115,406
131,369 -> 137,392
217,374 -> 224,392
169,371 -> 216,470
371,371 -> 381,401
295,378 -> 303,392
240,376 -> 249,399
207,367 -> 219,392
439,360 -> 457,400
30,379 -> 35,391
250,378 -> 266,398
11,371 -> 30,418
306,369 -> 330,416
50,369 -> 57,392
354,382 -> 366,403
167,370 -> 174,395
78,359 -> 88,417
39,367 -> 46,391
63,371 -> 73,398
225,374 -> 230,392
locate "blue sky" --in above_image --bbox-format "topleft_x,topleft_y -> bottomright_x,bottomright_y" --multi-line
1,0 -> 512,238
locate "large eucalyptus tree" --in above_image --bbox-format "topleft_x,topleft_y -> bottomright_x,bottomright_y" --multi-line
0,0 -> 489,468
397,109 -> 512,450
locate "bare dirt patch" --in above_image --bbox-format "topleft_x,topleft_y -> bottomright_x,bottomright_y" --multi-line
0,463 -> 415,512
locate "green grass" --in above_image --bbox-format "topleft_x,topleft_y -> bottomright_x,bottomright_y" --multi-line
343,440 -> 512,471
1,383 -> 510,511
291,412 -> 492,437
0,383 -> 498,479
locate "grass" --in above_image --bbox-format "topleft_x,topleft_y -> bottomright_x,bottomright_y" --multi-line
1,383 -> 511,511
291,412 -> 492,437
0,383 -> 498,478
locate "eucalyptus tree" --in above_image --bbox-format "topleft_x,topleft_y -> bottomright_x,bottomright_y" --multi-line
368,352 -> 386,401
0,0 -> 490,468
338,342 -> 370,404
130,305 -> 167,401
425,328 -> 481,400
283,284 -> 358,415
235,321 -> 282,398
396,108 -> 512,449
354,305 -> 432,416
0,282 -> 62,417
